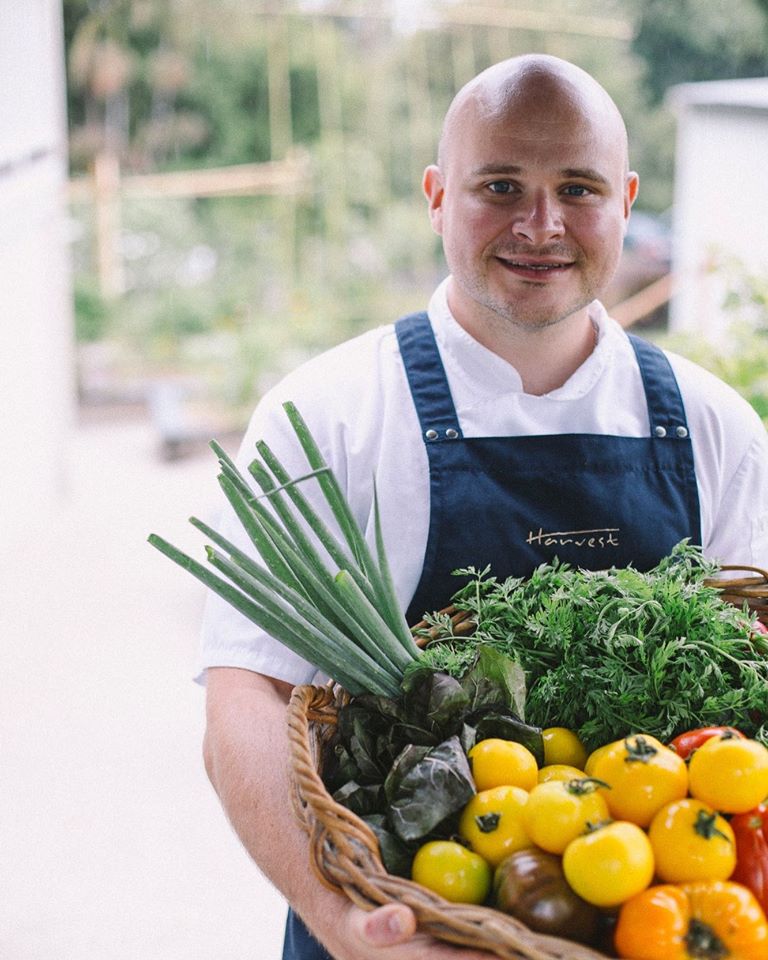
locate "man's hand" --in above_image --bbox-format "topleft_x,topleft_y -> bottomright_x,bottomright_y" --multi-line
323,902 -> 496,959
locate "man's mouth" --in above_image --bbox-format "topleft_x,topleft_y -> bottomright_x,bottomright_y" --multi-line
497,257 -> 573,273
496,257 -> 574,276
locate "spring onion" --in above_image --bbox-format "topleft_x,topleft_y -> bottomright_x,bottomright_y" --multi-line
148,401 -> 419,696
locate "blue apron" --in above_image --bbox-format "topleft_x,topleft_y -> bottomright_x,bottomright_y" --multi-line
282,310 -> 702,959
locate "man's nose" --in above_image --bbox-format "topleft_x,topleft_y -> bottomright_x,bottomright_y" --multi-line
511,192 -> 565,244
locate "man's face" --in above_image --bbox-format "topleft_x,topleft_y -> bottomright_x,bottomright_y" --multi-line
424,87 -> 638,336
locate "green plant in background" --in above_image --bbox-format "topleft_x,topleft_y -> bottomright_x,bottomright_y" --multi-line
662,267 -> 768,426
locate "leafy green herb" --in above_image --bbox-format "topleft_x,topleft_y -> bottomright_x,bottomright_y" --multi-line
418,543 -> 768,751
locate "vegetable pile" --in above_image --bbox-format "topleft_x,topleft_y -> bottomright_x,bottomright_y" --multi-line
418,549 -> 768,751
414,726 -> 768,959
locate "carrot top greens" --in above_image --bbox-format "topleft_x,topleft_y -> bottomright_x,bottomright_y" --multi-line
416,543 -> 768,751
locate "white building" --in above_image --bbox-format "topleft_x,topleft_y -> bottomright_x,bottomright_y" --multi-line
0,1 -> 75,538
668,76 -> 768,338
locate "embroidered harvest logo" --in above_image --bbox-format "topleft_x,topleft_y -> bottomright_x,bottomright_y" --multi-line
526,528 -> 620,549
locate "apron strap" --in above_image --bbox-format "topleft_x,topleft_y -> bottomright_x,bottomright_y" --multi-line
395,312 -> 464,442
628,333 -> 692,440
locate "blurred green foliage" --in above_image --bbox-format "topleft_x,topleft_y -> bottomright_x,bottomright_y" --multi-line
663,268 -> 768,425
63,0 -> 768,417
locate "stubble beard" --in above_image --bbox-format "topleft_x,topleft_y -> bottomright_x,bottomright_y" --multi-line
454,267 -> 598,336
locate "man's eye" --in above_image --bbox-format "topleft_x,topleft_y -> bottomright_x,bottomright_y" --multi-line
487,181 -> 514,194
563,184 -> 591,197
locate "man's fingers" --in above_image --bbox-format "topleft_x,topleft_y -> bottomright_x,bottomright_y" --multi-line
353,903 -> 418,946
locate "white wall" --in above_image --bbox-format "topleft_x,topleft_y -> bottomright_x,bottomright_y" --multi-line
669,83 -> 768,338
0,0 -> 75,537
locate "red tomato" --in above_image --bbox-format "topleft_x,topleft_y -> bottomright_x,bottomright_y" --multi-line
668,726 -> 745,760
731,804 -> 768,915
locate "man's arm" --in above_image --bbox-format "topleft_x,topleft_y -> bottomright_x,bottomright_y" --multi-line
203,667 -> 493,959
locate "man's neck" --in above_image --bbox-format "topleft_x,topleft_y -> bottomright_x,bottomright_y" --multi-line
449,302 -> 598,396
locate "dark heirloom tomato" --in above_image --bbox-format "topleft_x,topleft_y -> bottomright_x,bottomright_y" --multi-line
493,847 -> 601,945
731,804 -> 768,914
668,726 -> 745,760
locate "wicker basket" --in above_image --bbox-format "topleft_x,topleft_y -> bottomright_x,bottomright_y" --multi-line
704,565 -> 768,625
285,564 -> 768,959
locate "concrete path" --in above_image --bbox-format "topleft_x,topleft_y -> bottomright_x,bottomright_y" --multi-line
2,413 -> 288,960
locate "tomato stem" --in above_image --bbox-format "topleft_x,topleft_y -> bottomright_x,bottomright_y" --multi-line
685,918 -> 728,960
693,809 -> 732,844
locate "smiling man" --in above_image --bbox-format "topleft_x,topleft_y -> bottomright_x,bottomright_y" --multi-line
200,56 -> 768,960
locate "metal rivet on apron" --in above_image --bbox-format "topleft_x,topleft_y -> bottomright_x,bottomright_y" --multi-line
425,429 -> 438,440
654,425 -> 667,438
676,426 -> 689,439
445,428 -> 459,439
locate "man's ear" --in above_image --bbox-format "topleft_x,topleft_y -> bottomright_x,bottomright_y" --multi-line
422,164 -> 445,235
624,171 -> 640,221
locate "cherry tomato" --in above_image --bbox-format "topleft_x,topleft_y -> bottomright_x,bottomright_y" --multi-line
688,736 -> 768,814
538,763 -> 586,783
590,734 -> 688,827
668,726 -> 745,760
523,777 -> 610,854
468,738 -> 538,791
542,727 -> 588,769
411,840 -> 492,904
648,798 -> 736,883
731,804 -> 768,914
459,785 -> 530,868
614,881 -> 768,960
562,820 -> 654,907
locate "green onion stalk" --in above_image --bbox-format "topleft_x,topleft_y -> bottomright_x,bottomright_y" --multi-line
148,401 -> 420,697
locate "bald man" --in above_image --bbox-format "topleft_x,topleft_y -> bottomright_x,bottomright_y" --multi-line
201,56 -> 768,960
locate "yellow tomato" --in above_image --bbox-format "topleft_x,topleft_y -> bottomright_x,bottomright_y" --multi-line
523,777 -> 610,854
542,727 -> 588,770
411,840 -> 492,904
584,742 -> 612,777
590,734 -> 688,827
688,736 -> 768,814
468,738 -> 538,791
563,820 -> 655,908
648,798 -> 736,883
459,785 -> 530,868
538,764 -> 586,783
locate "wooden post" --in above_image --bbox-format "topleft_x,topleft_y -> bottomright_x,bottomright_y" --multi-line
266,14 -> 293,161
266,14 -> 297,302
92,150 -> 124,299
312,16 -> 346,283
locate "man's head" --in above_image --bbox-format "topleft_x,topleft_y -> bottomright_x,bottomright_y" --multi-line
423,54 -> 639,338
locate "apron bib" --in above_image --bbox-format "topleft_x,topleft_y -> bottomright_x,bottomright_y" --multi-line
282,311 -> 701,959
397,312 -> 702,622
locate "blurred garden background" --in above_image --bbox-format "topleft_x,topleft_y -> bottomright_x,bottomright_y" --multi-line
3,2 -> 768,959
63,0 -> 768,444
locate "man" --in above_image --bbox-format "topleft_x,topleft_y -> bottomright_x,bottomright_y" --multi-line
200,55 -> 768,959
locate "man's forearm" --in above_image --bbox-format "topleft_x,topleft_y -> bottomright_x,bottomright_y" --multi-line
203,667 -> 329,920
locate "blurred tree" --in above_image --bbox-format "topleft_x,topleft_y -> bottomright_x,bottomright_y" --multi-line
631,0 -> 768,105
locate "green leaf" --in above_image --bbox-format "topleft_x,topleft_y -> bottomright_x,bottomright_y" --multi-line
388,736 -> 476,842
